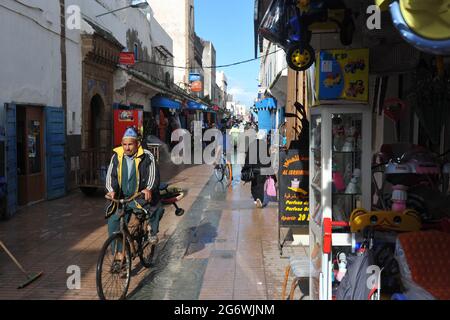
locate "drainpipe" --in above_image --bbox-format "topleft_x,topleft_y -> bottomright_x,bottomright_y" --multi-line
60,0 -> 68,192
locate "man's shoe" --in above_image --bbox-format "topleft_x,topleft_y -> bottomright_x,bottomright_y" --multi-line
256,199 -> 263,208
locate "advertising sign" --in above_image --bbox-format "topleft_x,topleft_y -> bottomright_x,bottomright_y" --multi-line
189,73 -> 203,93
315,48 -> 369,103
119,52 -> 136,66
113,109 -> 143,147
279,149 -> 310,227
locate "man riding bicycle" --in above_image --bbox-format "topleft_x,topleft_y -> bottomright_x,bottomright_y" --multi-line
105,127 -> 162,246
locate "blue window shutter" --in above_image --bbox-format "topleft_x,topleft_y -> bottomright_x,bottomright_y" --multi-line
258,110 -> 272,132
6,103 -> 17,216
45,107 -> 66,200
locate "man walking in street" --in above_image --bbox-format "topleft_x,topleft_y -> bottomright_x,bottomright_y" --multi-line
105,127 -> 162,245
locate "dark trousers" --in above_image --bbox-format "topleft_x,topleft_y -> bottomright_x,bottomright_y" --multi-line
251,175 -> 266,201
107,206 -> 165,248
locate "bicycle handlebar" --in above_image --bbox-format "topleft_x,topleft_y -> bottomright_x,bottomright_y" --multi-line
105,192 -> 143,204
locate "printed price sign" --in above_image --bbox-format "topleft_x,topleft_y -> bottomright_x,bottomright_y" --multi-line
279,149 -> 310,227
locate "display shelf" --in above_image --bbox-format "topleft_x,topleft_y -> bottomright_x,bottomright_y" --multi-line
309,105 -> 372,301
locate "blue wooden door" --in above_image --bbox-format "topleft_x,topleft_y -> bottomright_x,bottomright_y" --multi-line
45,107 -> 66,200
6,103 -> 17,216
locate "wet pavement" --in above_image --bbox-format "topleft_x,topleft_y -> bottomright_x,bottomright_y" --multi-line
0,160 -> 308,300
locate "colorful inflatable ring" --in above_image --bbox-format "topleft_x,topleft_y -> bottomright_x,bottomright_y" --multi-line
390,1 -> 450,55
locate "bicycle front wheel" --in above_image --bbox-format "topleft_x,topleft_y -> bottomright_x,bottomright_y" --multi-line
96,233 -> 132,300
138,227 -> 156,268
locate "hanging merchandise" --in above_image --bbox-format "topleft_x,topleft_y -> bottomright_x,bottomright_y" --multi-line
406,62 -> 450,146
376,0 -> 450,55
258,0 -> 355,71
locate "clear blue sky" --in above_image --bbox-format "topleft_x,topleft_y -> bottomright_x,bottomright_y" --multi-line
194,0 -> 258,109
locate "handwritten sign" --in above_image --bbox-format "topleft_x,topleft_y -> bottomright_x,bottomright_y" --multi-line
279,149 -> 310,227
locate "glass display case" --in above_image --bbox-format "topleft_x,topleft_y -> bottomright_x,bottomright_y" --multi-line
309,104 -> 372,300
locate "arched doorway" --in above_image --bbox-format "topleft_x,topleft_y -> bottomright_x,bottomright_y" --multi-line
89,94 -> 104,149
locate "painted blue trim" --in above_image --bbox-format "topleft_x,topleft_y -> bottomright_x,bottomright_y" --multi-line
6,103 -> 17,216
257,109 -> 272,132
390,2 -> 450,56
187,101 -> 208,111
45,106 -> 66,200
151,96 -> 181,110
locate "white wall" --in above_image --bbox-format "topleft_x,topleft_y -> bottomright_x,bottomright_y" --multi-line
259,39 -> 286,90
151,0 -> 188,87
71,0 -> 174,130
203,41 -> 216,100
0,0 -> 62,107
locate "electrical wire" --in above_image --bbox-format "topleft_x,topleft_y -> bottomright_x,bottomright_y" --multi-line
135,48 -> 284,70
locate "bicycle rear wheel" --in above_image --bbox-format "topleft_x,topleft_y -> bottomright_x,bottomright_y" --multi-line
96,233 -> 132,300
224,163 -> 232,186
214,164 -> 225,182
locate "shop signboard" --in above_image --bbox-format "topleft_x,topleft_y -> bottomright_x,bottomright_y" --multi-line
189,73 -> 203,93
119,52 -> 135,66
314,48 -> 369,104
279,149 -> 310,227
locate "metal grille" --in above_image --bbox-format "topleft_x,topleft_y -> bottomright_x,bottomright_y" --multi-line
147,144 -> 160,163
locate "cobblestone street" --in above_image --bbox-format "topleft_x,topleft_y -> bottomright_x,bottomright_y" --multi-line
0,163 -> 307,300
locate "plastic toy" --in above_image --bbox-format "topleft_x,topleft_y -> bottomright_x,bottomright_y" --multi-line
342,126 -> 357,152
345,168 -> 361,194
332,164 -> 346,192
376,0 -> 450,55
259,0 -> 355,71
349,208 -> 421,233
332,118 -> 345,151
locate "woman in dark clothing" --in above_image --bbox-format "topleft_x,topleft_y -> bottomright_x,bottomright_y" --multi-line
242,135 -> 273,208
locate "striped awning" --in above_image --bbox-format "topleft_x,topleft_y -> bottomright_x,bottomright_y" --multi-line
254,97 -> 277,111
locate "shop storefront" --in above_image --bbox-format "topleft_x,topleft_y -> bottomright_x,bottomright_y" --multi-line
0,104 -> 65,218
151,95 -> 182,145
256,0 -> 450,301
187,101 -> 208,132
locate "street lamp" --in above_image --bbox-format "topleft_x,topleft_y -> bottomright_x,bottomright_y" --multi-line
96,0 -> 149,18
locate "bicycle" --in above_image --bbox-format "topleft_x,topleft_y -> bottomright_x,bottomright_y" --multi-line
96,193 -> 158,300
214,152 -> 233,186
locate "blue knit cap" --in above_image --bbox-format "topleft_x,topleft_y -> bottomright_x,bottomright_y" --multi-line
122,127 -> 138,140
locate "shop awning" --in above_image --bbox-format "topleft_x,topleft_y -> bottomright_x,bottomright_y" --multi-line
254,97 -> 277,111
151,96 -> 181,110
187,101 -> 208,111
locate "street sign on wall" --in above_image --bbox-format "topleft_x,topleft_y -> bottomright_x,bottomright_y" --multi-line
119,52 -> 135,66
279,149 -> 310,227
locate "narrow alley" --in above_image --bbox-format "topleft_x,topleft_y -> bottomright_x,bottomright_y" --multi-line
0,162 -> 306,300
